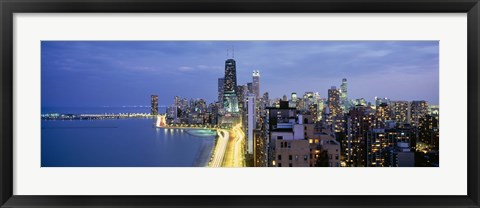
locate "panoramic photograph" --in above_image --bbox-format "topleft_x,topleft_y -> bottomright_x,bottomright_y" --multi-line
41,41 -> 439,167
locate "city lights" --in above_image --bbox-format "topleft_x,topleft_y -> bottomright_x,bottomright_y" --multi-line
42,41 -> 439,168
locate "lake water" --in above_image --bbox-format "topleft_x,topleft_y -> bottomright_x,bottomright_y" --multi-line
41,118 -> 216,167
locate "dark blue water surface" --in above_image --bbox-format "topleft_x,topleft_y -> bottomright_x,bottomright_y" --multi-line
41,119 -> 215,167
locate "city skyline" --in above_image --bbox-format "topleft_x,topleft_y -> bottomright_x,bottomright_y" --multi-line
41,41 -> 439,108
42,41 -> 440,168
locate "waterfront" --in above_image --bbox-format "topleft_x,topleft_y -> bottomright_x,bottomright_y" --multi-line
41,118 -> 216,167
40,41 -> 439,168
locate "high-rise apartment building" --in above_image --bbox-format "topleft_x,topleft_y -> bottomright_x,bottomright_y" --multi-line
247,95 -> 256,154
291,92 -> 297,102
218,78 -> 224,105
328,86 -> 342,117
375,103 -> 393,127
411,100 -> 429,127
151,95 -> 159,115
340,78 -> 349,112
345,105 -> 372,167
375,97 -> 391,107
254,129 -> 267,167
252,70 -> 260,99
328,86 -> 343,132
393,101 -> 410,127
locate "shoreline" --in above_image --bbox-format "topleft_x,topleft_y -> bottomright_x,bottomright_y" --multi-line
193,137 -> 215,167
174,128 -> 216,167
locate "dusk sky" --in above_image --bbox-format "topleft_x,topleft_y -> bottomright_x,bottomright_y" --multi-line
41,41 -> 439,107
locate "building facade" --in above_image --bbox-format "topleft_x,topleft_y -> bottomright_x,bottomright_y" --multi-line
247,95 -> 256,154
223,59 -> 239,113
151,95 -> 159,115
218,78 -> 224,105
252,70 -> 260,99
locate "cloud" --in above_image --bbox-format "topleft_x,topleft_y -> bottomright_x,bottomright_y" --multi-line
357,50 -> 392,58
127,66 -> 157,72
177,65 -> 222,73
41,41 -> 439,107
178,66 -> 195,72
197,65 -> 222,71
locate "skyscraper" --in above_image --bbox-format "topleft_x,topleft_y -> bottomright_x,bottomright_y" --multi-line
410,100 -> 429,142
375,103 -> 392,126
328,86 -> 341,118
263,92 -> 269,101
345,105 -> 371,167
151,95 -> 159,115
247,95 -> 256,154
236,84 -> 247,112
252,70 -> 260,99
393,101 -> 410,127
218,78 -> 224,105
328,86 -> 343,132
411,100 -> 429,127
340,78 -> 349,112
223,59 -> 237,92
174,96 -> 180,119
247,82 -> 253,94
375,97 -> 391,107
223,59 -> 239,113
291,92 -> 297,102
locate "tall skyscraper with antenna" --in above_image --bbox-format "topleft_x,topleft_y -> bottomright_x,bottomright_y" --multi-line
224,59 -> 237,92
223,46 -> 239,113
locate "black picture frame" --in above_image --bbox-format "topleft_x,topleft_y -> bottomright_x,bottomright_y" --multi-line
1,0 -> 479,207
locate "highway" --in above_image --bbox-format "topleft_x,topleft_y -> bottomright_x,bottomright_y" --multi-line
208,123 -> 245,167
232,123 -> 245,167
222,123 -> 246,167
209,129 -> 229,167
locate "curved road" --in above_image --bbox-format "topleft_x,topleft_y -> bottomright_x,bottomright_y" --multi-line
209,129 -> 229,167
208,124 -> 246,167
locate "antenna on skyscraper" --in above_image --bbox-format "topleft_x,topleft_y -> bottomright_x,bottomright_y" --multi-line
232,45 -> 235,59
227,48 -> 229,58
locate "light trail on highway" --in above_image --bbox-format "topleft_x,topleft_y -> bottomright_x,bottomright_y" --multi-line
232,123 -> 245,167
209,124 -> 245,167
220,123 -> 245,167
209,129 -> 229,167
